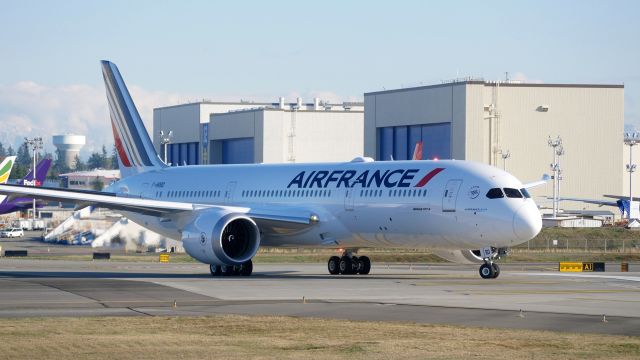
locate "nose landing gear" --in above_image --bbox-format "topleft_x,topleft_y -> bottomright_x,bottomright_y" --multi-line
478,247 -> 507,279
328,251 -> 370,275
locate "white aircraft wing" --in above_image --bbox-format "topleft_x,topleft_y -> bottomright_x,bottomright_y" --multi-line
555,197 -> 620,207
0,184 -> 317,227
603,194 -> 640,201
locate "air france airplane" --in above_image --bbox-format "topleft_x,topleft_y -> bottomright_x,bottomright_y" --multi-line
0,61 -> 543,279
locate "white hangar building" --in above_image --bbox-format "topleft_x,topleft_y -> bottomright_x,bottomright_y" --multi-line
153,99 -> 364,165
364,80 -> 625,209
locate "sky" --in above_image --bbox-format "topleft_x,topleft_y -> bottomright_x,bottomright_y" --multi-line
0,0 -> 638,157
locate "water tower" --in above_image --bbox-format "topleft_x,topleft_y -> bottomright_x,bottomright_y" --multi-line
52,134 -> 86,169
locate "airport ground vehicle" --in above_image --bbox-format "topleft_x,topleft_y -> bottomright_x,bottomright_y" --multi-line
1,228 -> 24,238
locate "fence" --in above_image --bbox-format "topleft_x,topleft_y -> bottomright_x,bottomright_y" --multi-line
513,238 -> 640,252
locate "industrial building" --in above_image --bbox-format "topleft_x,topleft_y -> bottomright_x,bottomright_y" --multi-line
364,79 -> 625,208
153,99 -> 364,164
60,169 -> 120,191
150,80 -> 625,212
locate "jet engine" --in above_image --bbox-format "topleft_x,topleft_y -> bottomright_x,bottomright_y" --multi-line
182,210 -> 260,266
431,249 -> 483,264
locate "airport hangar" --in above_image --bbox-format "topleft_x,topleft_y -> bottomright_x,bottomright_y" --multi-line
152,80 -> 624,213
153,98 -> 364,165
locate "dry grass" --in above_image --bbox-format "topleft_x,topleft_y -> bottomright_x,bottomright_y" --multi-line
0,315 -> 638,359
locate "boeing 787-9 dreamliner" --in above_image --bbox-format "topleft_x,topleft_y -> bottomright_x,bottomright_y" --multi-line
0,61 -> 544,279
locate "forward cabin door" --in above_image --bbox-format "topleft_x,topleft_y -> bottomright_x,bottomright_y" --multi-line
225,181 -> 237,204
442,179 -> 462,212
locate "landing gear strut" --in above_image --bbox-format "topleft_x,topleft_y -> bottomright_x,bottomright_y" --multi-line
328,251 -> 370,275
210,259 -> 253,277
478,247 -> 507,279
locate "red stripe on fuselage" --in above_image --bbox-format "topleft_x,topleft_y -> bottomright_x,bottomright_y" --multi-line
111,120 -> 132,167
414,167 -> 445,187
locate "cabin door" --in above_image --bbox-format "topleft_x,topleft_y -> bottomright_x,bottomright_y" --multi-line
442,179 -> 462,212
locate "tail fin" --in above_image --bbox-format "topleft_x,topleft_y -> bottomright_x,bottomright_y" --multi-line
21,158 -> 52,186
0,156 -> 16,184
101,60 -> 165,178
412,141 -> 423,160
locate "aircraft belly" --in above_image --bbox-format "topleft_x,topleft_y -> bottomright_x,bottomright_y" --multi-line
120,211 -> 181,240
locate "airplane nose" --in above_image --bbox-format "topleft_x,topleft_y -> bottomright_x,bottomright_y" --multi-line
513,202 -> 542,241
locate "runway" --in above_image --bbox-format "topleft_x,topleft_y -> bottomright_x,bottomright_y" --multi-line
0,258 -> 639,336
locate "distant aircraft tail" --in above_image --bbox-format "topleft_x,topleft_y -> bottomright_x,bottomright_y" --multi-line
101,60 -> 166,178
0,156 -> 16,184
21,158 -> 52,186
412,141 -> 423,160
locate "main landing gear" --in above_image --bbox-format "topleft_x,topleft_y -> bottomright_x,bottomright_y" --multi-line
478,247 -> 507,279
328,251 -> 371,275
210,259 -> 253,277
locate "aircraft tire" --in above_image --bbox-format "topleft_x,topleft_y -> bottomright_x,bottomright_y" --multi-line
209,264 -> 221,276
491,263 -> 500,279
339,256 -> 353,275
221,264 -> 235,276
479,263 -> 494,279
328,256 -> 340,275
240,260 -> 253,276
358,256 -> 371,275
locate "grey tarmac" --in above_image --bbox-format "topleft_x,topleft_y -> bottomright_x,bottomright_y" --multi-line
0,257 -> 639,336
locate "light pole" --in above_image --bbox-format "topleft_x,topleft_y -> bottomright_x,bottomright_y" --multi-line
159,130 -> 173,165
624,132 -> 640,220
24,137 -> 43,221
548,136 -> 564,218
500,150 -> 510,171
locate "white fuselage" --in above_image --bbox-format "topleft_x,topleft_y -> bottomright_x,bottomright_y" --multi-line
111,159 -> 542,250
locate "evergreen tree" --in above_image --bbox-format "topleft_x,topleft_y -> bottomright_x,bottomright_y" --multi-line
0,142 -> 5,158
102,145 -> 109,168
87,151 -> 104,169
50,148 -> 69,179
110,144 -> 118,169
16,143 -> 31,167
74,154 -> 87,171
91,178 -> 104,191
7,146 -> 15,156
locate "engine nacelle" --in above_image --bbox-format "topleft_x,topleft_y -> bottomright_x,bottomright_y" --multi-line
182,210 -> 260,266
431,249 -> 484,264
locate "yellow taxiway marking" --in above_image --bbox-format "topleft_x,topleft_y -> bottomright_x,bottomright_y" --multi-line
458,289 -> 640,295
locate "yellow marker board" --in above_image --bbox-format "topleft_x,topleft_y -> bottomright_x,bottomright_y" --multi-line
159,253 -> 170,263
559,262 -> 583,272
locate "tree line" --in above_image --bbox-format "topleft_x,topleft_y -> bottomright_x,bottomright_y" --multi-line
0,142 -> 118,180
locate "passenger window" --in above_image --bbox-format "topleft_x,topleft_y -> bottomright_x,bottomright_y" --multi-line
486,188 -> 504,199
504,188 -> 523,198
520,188 -> 531,198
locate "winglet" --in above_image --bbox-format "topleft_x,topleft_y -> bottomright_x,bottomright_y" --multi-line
523,174 -> 550,189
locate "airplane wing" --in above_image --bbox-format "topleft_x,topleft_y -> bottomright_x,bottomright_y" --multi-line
522,174 -> 551,189
603,194 -> 640,201
0,184 -> 317,227
555,197 -> 620,207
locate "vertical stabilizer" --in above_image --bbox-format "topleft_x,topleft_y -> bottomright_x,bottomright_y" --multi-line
101,61 -> 165,178
0,156 -> 17,184
22,158 -> 52,186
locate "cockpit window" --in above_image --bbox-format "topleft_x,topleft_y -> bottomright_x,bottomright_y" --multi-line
520,188 -> 531,198
486,188 -> 504,199
504,188 -> 523,198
